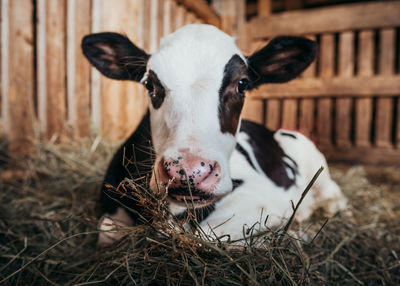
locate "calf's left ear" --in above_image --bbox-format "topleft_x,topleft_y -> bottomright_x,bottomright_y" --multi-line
247,36 -> 317,88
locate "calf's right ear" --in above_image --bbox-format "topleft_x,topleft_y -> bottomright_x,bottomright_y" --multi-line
82,32 -> 149,81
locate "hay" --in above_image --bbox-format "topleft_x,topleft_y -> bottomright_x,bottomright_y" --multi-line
0,138 -> 399,285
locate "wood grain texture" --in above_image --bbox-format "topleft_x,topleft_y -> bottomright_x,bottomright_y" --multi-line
242,39 -> 266,125
8,0 -> 35,155
335,31 -> 354,147
375,28 -> 395,148
281,98 -> 297,130
68,0 -> 91,138
320,145 -> 400,165
0,0 -> 9,136
250,1 -> 400,38
249,76 -> 400,99
355,30 -> 374,147
45,0 -> 66,140
174,0 -> 220,27
317,34 -> 334,146
299,35 -> 316,139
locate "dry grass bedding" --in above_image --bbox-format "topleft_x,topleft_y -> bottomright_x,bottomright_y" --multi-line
0,138 -> 399,285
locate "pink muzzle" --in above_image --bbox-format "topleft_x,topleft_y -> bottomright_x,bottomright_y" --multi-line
158,154 -> 221,194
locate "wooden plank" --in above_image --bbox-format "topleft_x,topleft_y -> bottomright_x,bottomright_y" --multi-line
299,35 -> 316,138
250,2 -> 400,39
174,0 -> 221,27
174,4 -> 185,30
186,11 -> 196,25
249,76 -> 400,99
375,28 -> 395,148
1,0 -> 9,136
123,0 -> 149,139
281,98 -> 298,130
316,34 -> 334,146
90,0 -> 101,131
163,0 -> 172,36
320,145 -> 400,165
149,0 -> 158,53
99,0 -> 149,140
157,0 -> 164,42
284,0 -> 303,11
45,0 -> 67,140
335,31 -> 354,147
8,0 -> 35,155
355,30 -> 374,148
67,0 -> 91,138
242,39 -> 265,125
258,0 -> 271,16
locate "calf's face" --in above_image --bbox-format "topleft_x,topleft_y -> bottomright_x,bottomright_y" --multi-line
82,24 -> 316,211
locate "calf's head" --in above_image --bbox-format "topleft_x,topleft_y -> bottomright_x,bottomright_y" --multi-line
82,24 -> 316,211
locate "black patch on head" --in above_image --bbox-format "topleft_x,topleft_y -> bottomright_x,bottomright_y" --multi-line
82,32 -> 149,81
218,54 -> 249,135
280,131 -> 297,139
146,70 -> 166,109
240,120 -> 298,190
247,36 -> 317,88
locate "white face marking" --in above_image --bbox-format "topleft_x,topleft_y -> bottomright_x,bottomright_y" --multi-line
145,25 -> 246,202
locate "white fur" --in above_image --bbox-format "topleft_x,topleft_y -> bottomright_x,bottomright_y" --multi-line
200,129 -> 347,241
147,25 -> 245,199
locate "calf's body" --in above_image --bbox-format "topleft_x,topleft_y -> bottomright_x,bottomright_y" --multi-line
82,25 -> 347,246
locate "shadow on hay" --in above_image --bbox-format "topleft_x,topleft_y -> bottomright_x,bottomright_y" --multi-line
0,137 -> 399,285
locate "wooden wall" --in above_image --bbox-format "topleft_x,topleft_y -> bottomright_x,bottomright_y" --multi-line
0,0 -> 217,155
243,1 -> 400,164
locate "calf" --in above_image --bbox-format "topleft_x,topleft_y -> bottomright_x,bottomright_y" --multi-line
82,24 -> 347,246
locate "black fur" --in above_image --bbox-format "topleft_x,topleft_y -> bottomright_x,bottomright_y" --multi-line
247,36 -> 317,88
239,120 -> 297,189
101,111 -> 153,221
82,32 -> 149,81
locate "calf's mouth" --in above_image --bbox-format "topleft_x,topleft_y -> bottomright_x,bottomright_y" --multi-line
167,187 -> 217,207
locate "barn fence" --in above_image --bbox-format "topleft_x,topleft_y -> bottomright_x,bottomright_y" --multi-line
242,1 -> 400,165
0,0 -> 223,155
1,0 -> 399,165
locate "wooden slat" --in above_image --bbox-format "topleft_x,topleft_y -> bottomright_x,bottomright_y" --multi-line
90,0 -> 101,131
174,0 -> 220,27
242,39 -> 265,125
123,0 -> 149,139
355,30 -> 374,147
67,0 -> 91,138
8,0 -> 35,155
174,4 -> 185,30
281,98 -> 297,129
375,28 -> 395,148
249,76 -> 400,99
1,0 -> 9,136
99,0 -> 132,140
335,31 -> 354,147
45,0 -> 67,140
163,0 -> 171,36
157,0 -> 164,43
299,35 -> 316,138
320,146 -> 400,165
284,0 -> 303,11
258,0 -> 271,16
250,1 -> 400,39
317,34 -> 334,146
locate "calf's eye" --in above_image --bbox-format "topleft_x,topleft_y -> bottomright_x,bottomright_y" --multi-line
237,79 -> 248,94
144,79 -> 154,92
